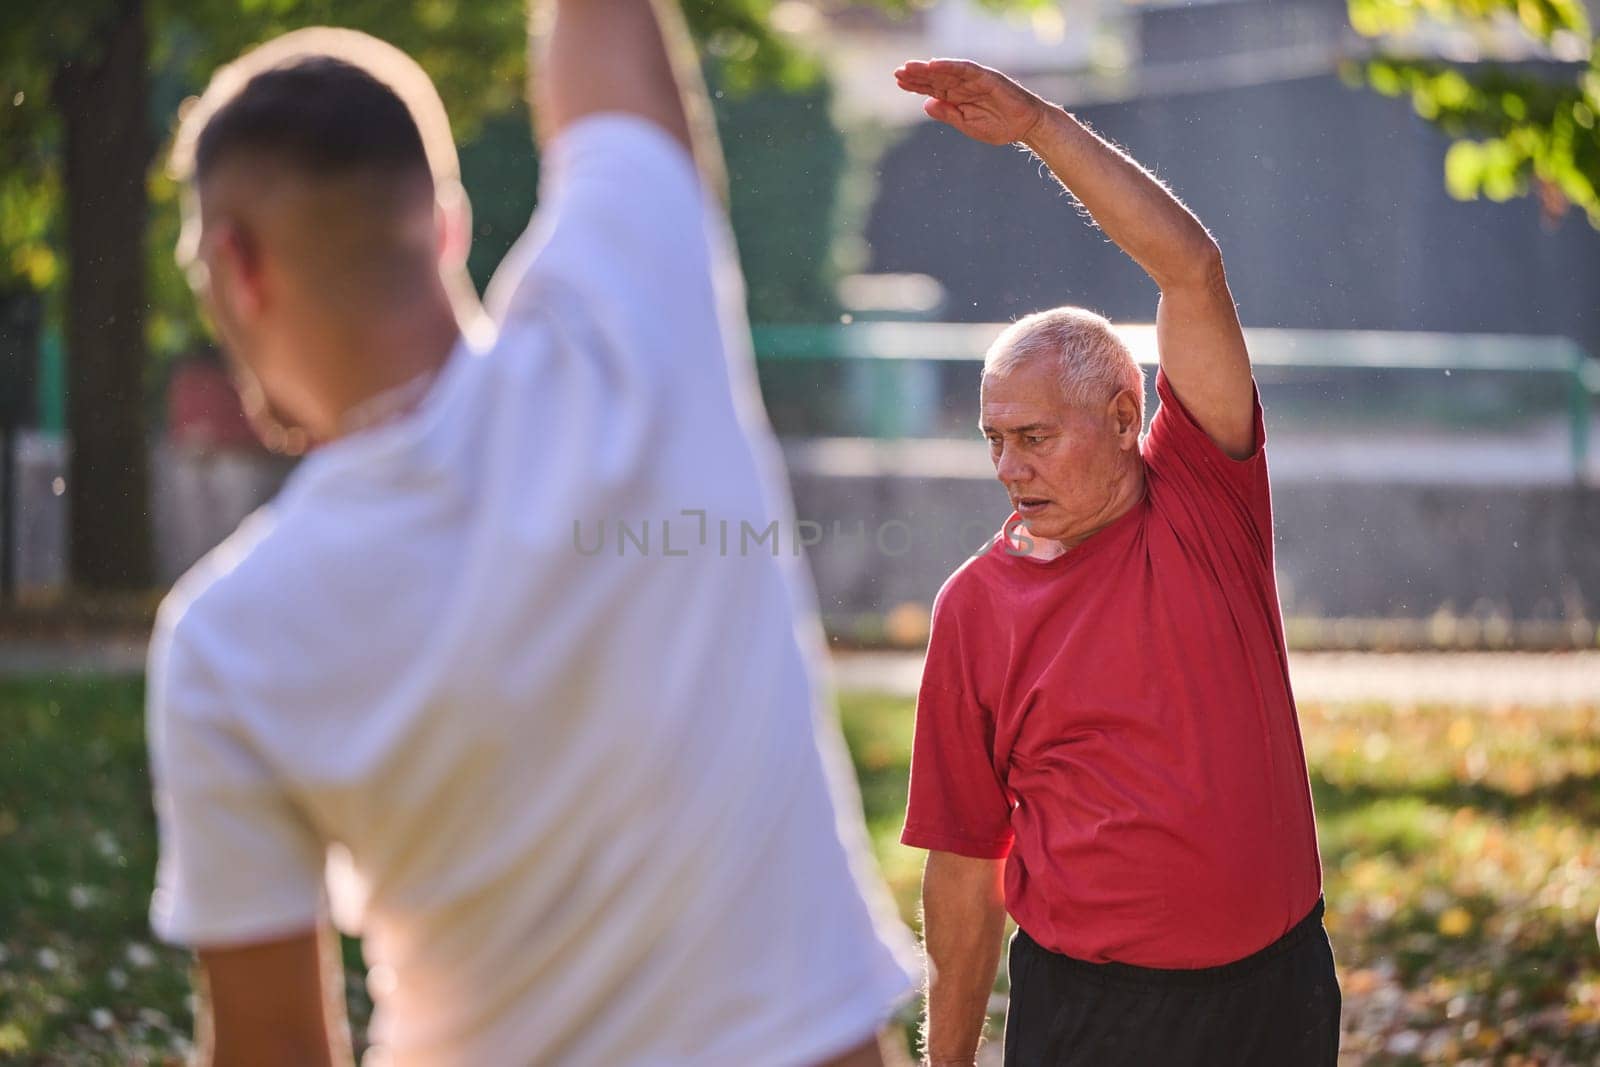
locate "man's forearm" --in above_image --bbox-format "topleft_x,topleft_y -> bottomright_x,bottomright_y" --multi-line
921,852 -> 1008,1066
194,926 -> 352,1067
531,0 -> 727,200
1021,106 -> 1218,291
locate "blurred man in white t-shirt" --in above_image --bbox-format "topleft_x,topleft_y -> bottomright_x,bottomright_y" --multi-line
147,5 -> 915,1065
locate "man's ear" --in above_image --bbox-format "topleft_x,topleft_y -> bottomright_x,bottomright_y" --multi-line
434,178 -> 472,271
211,220 -> 267,324
1110,388 -> 1141,448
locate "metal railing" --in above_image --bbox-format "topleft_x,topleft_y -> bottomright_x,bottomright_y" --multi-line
752,324 -> 1599,482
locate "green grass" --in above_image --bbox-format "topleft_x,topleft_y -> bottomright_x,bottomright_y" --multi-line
838,691 -> 1600,1066
0,678 -> 371,1065
5,678 -> 1600,1064
0,677 -> 191,1063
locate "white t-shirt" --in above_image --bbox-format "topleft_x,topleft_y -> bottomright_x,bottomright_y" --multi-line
147,114 -> 916,1067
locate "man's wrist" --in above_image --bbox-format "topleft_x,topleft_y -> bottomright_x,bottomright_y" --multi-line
924,1042 -> 982,1067
1017,98 -> 1064,151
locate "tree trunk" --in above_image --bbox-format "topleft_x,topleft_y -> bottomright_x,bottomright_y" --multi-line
55,0 -> 154,591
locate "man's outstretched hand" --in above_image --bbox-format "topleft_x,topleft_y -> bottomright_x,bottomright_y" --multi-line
894,59 -> 1049,146
895,55 -> 1256,459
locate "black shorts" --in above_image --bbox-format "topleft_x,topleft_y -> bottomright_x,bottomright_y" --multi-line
1003,899 -> 1341,1067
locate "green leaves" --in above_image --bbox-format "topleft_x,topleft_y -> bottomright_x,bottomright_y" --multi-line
1348,0 -> 1589,41
1349,0 -> 1600,227
0,0 -> 842,355
0,167 -> 59,291
149,0 -> 529,139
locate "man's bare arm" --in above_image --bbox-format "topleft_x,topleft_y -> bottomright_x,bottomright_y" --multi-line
531,0 -> 727,200
921,851 -> 1008,1067
894,58 -> 1255,459
194,925 -> 352,1067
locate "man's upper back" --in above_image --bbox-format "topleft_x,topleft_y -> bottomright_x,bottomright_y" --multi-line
150,114 -> 911,1065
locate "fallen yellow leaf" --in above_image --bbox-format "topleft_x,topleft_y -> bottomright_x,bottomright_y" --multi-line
1438,906 -> 1473,937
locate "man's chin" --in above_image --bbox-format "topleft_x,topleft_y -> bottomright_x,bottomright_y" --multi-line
1017,516 -> 1067,542
1012,519 -> 1070,553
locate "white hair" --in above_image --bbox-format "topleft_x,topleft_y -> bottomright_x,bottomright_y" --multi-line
983,306 -> 1145,420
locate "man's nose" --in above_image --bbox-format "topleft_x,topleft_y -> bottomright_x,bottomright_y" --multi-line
995,443 -> 1030,484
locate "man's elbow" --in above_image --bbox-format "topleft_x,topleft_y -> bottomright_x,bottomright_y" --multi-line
1157,237 -> 1227,295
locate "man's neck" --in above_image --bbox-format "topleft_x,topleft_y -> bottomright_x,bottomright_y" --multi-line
315,294 -> 464,443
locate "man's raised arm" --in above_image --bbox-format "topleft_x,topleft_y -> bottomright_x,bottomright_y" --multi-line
894,59 -> 1256,459
531,0 -> 727,200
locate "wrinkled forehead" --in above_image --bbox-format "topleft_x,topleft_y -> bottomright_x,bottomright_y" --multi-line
980,398 -> 1071,439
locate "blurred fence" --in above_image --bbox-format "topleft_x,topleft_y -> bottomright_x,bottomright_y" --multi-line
5,325 -> 1598,641
754,324 -> 1600,485
758,324 -> 1600,640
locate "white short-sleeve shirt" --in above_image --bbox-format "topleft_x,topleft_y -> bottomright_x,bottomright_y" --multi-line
147,113 -> 916,1067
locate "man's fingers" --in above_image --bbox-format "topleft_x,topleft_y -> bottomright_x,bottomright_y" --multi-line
923,59 -> 993,95
896,77 -> 987,109
893,63 -> 935,91
895,68 -> 947,91
898,58 -> 986,90
923,98 -> 962,126
896,62 -> 1000,111
897,75 -> 964,107
894,71 -> 934,94
918,57 -> 984,78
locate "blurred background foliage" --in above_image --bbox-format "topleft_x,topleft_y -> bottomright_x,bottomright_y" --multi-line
0,0 -> 887,588
0,0 -> 847,363
1347,0 -> 1600,225
3,0 -> 1595,589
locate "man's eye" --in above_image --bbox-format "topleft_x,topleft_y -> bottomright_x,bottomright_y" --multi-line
1025,435 -> 1047,446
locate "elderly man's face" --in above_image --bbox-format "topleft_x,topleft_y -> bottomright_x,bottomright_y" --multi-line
980,357 -> 1141,545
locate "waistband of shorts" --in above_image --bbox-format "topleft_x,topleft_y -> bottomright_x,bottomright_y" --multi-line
1015,897 -> 1326,989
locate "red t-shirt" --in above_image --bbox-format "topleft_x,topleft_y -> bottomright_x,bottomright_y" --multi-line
167,359 -> 264,452
901,369 -> 1322,969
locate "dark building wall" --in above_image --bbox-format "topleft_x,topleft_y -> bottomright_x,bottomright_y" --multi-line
1137,0 -> 1353,65
865,71 -> 1600,358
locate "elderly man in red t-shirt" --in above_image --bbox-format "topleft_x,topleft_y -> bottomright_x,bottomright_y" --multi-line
894,60 -> 1338,1067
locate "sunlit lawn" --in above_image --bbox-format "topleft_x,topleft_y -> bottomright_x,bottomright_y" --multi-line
841,691 -> 1600,1066
4,677 -> 1600,1064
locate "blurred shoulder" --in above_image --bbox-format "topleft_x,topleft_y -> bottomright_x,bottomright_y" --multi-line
148,506 -> 286,731
152,493 -> 335,674
155,508 -> 278,648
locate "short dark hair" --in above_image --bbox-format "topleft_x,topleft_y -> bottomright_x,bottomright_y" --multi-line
188,55 -> 431,184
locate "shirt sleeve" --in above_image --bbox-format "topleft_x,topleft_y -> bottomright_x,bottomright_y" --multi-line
1142,367 -> 1275,564
147,613 -> 324,947
900,584 -> 1014,860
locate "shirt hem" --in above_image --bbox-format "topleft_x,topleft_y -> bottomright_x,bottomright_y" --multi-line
151,900 -> 321,949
